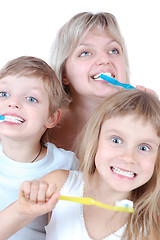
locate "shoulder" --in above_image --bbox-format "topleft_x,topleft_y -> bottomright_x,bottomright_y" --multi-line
41,169 -> 69,192
47,142 -> 79,170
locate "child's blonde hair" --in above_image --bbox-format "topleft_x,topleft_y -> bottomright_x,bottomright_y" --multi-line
0,56 -> 67,114
50,12 -> 130,98
78,89 -> 160,239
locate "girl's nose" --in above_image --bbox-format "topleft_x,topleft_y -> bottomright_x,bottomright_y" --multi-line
119,149 -> 136,164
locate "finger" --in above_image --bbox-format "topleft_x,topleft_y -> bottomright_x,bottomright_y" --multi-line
29,180 -> 40,203
45,183 -> 57,201
37,181 -> 49,204
19,181 -> 31,199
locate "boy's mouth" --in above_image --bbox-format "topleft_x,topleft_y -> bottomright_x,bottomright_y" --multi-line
4,115 -> 25,123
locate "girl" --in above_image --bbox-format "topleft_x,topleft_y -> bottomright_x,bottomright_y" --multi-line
18,89 -> 160,239
48,12 -> 157,151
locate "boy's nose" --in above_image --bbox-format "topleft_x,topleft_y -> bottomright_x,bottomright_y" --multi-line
8,102 -> 19,109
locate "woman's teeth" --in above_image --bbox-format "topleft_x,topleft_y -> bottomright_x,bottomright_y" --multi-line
111,167 -> 135,178
93,72 -> 113,80
4,115 -> 24,123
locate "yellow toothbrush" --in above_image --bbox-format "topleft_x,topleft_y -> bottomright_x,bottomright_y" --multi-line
59,195 -> 134,213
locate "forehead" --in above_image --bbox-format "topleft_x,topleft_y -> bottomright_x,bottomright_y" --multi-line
101,115 -> 159,140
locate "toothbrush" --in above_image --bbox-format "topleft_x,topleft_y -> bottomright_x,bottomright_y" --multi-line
0,115 -> 5,122
100,74 -> 136,90
59,195 -> 134,213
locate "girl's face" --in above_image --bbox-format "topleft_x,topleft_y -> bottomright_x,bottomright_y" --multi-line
0,75 -> 57,142
63,26 -> 127,100
94,115 -> 160,195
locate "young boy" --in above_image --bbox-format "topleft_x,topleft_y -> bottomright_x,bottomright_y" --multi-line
0,56 -> 78,240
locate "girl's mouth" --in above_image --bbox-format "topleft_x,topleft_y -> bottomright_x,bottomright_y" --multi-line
111,166 -> 136,178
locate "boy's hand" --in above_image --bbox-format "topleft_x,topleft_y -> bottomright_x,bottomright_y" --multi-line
18,180 -> 59,217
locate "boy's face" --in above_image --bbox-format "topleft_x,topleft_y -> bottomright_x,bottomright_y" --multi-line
0,75 -> 56,142
94,115 -> 160,196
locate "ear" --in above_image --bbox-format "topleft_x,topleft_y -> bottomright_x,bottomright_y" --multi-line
62,73 -> 70,85
45,109 -> 61,129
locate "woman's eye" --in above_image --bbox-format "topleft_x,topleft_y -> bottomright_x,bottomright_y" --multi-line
111,137 -> 122,144
139,144 -> 150,152
80,51 -> 91,57
109,48 -> 120,54
26,96 -> 38,103
0,92 -> 9,98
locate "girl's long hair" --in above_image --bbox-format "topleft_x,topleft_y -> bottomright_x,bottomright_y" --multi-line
77,89 -> 160,239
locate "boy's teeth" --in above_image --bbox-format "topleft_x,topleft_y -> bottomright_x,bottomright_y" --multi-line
93,72 -> 112,79
112,167 -> 135,178
4,115 -> 24,123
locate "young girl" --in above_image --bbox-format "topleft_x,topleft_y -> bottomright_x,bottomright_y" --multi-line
48,11 -> 157,151
17,89 -> 160,239
0,56 -> 78,240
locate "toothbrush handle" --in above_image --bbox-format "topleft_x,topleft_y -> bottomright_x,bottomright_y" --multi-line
100,74 -> 136,90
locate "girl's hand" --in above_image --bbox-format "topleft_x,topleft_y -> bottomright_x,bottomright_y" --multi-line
18,180 -> 59,217
136,85 -> 159,99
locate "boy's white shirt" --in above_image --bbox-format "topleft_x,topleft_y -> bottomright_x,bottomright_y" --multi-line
0,142 -> 78,240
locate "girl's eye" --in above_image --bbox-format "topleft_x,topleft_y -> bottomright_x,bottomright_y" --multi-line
139,144 -> 150,152
109,48 -> 120,54
80,51 -> 91,57
26,96 -> 38,103
0,92 -> 9,98
111,136 -> 122,144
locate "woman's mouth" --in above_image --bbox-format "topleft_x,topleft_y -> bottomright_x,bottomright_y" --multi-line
92,72 -> 115,80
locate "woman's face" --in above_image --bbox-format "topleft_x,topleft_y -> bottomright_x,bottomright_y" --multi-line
63,26 -> 127,100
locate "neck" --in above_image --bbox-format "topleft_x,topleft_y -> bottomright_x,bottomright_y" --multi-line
1,139 -> 45,163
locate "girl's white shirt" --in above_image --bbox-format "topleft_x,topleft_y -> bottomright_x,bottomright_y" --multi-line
46,171 -> 126,240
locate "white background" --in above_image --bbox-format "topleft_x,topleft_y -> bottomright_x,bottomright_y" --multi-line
0,0 -> 159,96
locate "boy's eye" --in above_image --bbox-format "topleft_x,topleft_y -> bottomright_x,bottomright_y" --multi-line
139,144 -> 150,152
111,136 -> 122,144
26,96 -> 38,103
80,51 -> 91,57
0,92 -> 9,98
109,48 -> 120,54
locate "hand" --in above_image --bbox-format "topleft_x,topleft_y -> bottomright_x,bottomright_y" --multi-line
18,180 -> 59,218
136,85 -> 159,99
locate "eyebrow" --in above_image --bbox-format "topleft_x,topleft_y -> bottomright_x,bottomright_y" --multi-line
78,40 -> 119,47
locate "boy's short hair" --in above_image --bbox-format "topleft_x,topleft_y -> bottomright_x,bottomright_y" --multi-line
0,56 -> 68,114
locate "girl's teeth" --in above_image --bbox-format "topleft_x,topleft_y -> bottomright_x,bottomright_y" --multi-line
112,167 -> 135,178
4,115 -> 24,123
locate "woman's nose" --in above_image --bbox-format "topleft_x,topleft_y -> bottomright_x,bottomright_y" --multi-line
95,53 -> 110,66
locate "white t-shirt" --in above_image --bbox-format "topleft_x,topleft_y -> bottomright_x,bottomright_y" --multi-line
0,142 -> 78,240
46,171 -> 126,240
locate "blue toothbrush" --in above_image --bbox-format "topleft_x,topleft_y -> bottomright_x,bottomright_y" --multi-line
100,74 -> 136,90
0,115 -> 5,122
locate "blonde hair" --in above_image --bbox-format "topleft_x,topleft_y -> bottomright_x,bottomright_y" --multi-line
78,89 -> 160,239
0,56 -> 67,114
50,12 -> 130,98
